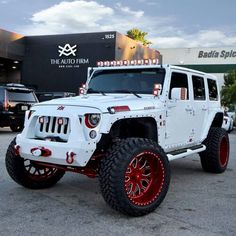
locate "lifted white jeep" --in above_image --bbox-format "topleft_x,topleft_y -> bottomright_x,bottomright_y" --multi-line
5,61 -> 230,216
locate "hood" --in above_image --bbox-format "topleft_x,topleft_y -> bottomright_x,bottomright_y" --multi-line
34,94 -> 157,113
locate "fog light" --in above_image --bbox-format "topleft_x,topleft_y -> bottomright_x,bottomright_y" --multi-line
89,130 -> 97,139
39,116 -> 44,124
57,117 -> 64,125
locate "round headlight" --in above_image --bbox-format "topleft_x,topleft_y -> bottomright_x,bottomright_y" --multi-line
85,113 -> 101,128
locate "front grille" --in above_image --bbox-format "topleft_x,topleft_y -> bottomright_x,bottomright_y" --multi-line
35,116 -> 70,142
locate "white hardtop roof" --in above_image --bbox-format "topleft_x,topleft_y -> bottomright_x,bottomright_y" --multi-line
91,64 -> 215,78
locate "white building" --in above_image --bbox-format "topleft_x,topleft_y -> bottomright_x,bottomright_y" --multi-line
159,47 -> 236,88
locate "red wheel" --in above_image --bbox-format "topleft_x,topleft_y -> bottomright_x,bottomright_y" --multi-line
99,138 -> 170,216
200,127 -> 230,173
24,159 -> 59,181
5,138 -> 65,189
125,152 -> 165,206
219,137 -> 229,168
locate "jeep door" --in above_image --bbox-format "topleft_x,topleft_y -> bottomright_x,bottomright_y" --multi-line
189,74 -> 209,142
165,71 -> 193,149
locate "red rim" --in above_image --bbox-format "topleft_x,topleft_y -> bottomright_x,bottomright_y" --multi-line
124,151 -> 165,206
219,137 -> 229,167
24,159 -> 57,181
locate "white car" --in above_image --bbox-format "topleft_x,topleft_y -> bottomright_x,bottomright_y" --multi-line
222,114 -> 234,132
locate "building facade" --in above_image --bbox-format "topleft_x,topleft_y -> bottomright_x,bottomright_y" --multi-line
0,29 -> 160,93
159,47 -> 236,88
0,29 -> 24,84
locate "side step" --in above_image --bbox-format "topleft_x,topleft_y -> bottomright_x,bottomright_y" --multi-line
167,144 -> 206,161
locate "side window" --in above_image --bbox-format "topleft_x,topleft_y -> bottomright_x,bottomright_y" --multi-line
169,72 -> 189,99
192,75 -> 205,100
207,79 -> 218,100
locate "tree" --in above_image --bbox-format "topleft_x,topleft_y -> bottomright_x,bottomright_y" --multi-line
221,70 -> 236,107
126,28 -> 152,46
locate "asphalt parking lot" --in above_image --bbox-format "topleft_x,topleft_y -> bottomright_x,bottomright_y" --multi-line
0,128 -> 235,236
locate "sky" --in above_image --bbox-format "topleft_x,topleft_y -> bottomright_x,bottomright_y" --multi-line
0,0 -> 236,49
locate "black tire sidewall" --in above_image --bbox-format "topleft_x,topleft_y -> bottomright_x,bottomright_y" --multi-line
5,138 -> 65,189
200,128 -> 230,173
99,138 -> 170,216
10,124 -> 23,132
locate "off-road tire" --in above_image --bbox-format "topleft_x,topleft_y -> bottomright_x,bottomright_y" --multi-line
99,138 -> 170,216
200,127 -> 230,173
10,124 -> 23,132
5,138 -> 65,189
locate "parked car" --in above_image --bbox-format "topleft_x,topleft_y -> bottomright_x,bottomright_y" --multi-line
227,109 -> 235,126
36,92 -> 76,102
222,111 -> 234,133
0,83 -> 38,132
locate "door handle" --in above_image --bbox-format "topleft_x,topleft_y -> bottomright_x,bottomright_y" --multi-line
185,107 -> 193,112
167,101 -> 177,108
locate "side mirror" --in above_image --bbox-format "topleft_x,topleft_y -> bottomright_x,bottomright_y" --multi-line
171,87 -> 187,100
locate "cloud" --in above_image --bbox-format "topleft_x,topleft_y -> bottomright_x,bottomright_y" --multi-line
21,0 -> 236,49
24,1 -> 114,35
115,3 -> 144,18
151,30 -> 236,48
137,0 -> 158,6
22,0 -> 170,36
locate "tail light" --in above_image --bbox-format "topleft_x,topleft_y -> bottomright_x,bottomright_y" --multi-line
4,98 -> 9,111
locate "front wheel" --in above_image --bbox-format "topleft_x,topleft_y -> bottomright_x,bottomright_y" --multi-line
5,138 -> 65,189
99,138 -> 170,216
200,127 -> 230,173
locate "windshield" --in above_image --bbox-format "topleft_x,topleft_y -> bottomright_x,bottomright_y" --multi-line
88,68 -> 166,94
6,89 -> 37,102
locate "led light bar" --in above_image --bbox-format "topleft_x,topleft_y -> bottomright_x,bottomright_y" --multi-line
96,58 -> 159,67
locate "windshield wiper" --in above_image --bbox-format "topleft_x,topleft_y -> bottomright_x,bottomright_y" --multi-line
112,90 -> 142,98
87,88 -> 106,96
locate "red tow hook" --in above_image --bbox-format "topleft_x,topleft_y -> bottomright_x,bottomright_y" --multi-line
14,145 -> 20,156
66,151 -> 76,164
31,147 -> 52,157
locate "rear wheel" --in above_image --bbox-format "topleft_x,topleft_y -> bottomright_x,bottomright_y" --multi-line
200,127 -> 230,173
99,138 -> 170,216
5,138 -> 65,189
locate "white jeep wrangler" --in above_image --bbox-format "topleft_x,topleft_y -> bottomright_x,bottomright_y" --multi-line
5,60 -> 230,216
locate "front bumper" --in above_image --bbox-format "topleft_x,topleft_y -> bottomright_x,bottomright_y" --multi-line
16,104 -> 103,167
16,134 -> 96,167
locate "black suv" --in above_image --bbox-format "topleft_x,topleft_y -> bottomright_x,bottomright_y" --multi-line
36,91 -> 76,102
0,83 -> 38,132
